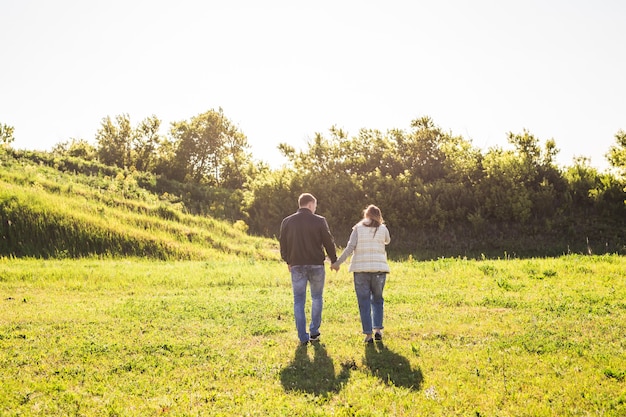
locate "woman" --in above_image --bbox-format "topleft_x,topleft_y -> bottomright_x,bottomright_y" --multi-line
331,205 -> 391,343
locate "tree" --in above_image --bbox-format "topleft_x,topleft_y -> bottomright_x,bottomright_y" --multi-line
0,123 -> 15,149
169,108 -> 251,187
478,148 -> 533,223
132,115 -> 162,172
341,128 -> 397,177
607,129 -> 626,177
505,130 -> 566,220
564,157 -> 602,210
394,116 -> 449,182
279,128 -> 344,175
219,124 -> 253,189
243,166 -> 297,237
52,138 -> 97,160
506,129 -> 559,185
95,114 -> 166,172
96,114 -> 132,168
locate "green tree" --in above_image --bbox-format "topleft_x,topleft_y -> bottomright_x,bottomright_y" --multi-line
52,138 -> 97,160
153,136 -> 178,178
394,116 -> 449,182
0,123 -> 15,149
132,115 -> 162,172
96,114 -> 132,168
478,148 -> 533,223
506,129 -> 559,183
439,133 -> 483,184
169,108 -> 251,187
279,128 -> 344,175
563,157 -> 602,212
243,166 -> 297,237
95,114 -> 167,173
340,128 -> 398,178
505,130 -> 565,220
607,129 -> 626,177
219,127 -> 253,189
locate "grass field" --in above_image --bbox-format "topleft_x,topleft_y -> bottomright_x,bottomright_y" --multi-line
1,255 -> 625,416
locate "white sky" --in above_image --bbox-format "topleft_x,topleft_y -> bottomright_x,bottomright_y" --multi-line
2,0 -> 625,171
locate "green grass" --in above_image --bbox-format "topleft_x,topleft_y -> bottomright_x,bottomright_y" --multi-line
0,154 -> 278,260
1,255 -> 625,416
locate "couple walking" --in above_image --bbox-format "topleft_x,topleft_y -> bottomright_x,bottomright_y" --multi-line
279,193 -> 391,345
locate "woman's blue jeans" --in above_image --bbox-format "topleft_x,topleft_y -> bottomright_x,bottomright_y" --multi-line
290,265 -> 325,343
354,272 -> 386,334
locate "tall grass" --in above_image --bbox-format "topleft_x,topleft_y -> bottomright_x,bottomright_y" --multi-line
0,155 -> 278,260
1,255 -> 624,416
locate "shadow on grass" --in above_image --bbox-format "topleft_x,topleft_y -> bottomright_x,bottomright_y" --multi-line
280,342 -> 352,396
365,341 -> 423,390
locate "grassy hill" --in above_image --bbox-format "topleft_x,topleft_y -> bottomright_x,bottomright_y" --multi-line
0,151 -> 279,260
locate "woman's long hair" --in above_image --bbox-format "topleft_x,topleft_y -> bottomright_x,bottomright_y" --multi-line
360,205 -> 383,236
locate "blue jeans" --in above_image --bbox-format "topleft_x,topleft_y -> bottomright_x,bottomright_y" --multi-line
354,272 -> 386,334
290,265 -> 325,343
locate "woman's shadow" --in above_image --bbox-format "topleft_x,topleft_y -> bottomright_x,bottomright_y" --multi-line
280,342 -> 352,397
365,341 -> 423,390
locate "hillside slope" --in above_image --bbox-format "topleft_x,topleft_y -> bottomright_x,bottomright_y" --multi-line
0,152 -> 279,260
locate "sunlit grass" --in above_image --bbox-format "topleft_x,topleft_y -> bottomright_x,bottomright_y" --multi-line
1,255 -> 625,416
0,157 -> 279,260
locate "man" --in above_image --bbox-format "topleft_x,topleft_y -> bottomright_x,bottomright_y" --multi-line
279,193 -> 337,345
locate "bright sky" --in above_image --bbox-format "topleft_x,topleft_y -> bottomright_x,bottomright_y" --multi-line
2,0 -> 625,171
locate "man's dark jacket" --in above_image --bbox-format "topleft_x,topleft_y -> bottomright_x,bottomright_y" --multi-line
279,208 -> 337,266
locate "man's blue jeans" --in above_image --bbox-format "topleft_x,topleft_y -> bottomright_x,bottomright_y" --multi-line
354,272 -> 387,334
290,265 -> 325,343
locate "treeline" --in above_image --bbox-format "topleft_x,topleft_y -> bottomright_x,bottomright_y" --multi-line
1,112 -> 625,259
247,118 -> 626,258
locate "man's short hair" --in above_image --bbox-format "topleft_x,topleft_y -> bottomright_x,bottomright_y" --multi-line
298,193 -> 317,207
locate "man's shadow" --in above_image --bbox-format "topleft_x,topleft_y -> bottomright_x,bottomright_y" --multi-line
365,341 -> 423,390
280,342 -> 352,397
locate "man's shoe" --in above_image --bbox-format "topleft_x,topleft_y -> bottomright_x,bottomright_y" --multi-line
309,333 -> 321,342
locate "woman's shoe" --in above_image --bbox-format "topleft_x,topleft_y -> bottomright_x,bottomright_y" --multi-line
364,335 -> 374,344
374,331 -> 382,341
